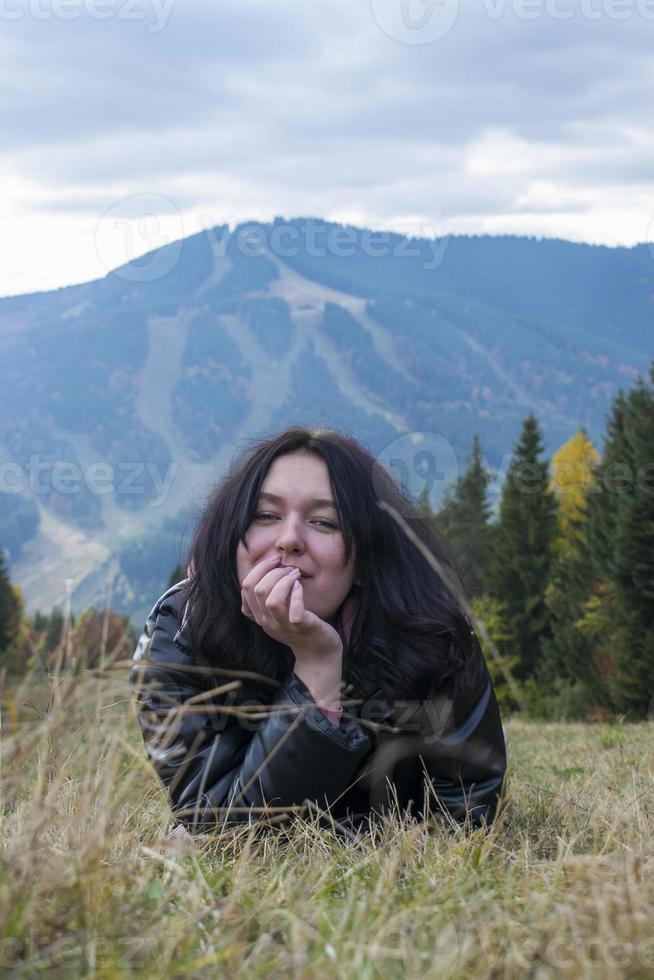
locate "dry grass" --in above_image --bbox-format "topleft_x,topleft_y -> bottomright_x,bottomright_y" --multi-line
0,661 -> 652,979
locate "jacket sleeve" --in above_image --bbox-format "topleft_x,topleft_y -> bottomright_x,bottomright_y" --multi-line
367,632 -> 508,830
128,582 -> 374,833
421,649 -> 507,829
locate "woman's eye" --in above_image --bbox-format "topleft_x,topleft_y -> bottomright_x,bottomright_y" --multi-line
254,513 -> 337,529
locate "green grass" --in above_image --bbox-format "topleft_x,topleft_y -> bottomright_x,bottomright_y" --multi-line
1,664 -> 652,978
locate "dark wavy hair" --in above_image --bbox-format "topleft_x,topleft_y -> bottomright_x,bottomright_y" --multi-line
177,426 -> 481,704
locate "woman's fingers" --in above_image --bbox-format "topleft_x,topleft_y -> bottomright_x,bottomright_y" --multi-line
243,565 -> 296,620
247,566 -> 290,605
265,568 -> 301,612
252,567 -> 292,600
240,555 -> 281,593
288,578 -> 304,624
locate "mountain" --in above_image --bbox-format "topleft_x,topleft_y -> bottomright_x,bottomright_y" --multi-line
1,218 -> 652,626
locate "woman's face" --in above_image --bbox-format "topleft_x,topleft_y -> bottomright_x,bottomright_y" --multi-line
236,450 -> 358,624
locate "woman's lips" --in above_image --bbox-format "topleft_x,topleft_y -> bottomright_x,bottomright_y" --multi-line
280,565 -> 312,578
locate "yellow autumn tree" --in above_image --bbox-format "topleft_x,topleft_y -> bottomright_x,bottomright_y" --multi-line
548,429 -> 599,552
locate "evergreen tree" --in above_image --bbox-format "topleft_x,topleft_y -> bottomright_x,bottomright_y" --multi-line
585,391 -> 628,586
609,367 -> 654,713
578,389 -> 634,709
0,549 -> 23,663
0,548 -> 14,652
41,608 -> 65,655
540,511 -> 608,704
32,609 -> 47,632
487,414 -> 558,680
434,434 -> 492,596
571,364 -> 654,715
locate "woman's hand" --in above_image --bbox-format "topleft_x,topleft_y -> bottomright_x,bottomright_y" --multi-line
240,556 -> 343,660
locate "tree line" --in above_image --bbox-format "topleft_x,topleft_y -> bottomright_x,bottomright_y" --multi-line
428,361 -> 654,720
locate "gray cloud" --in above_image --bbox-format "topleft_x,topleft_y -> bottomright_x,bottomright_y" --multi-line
1,0 -> 653,276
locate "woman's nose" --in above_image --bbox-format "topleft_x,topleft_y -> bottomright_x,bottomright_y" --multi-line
274,517 -> 305,553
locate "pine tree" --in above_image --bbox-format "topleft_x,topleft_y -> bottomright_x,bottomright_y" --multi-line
578,388 -> 632,708
585,391 -> 628,586
487,414 -> 558,680
575,365 -> 654,715
434,434 -> 492,596
541,513 -> 608,703
0,548 -> 22,663
32,610 -> 47,632
0,548 -> 14,652
41,608 -> 65,655
609,367 -> 654,713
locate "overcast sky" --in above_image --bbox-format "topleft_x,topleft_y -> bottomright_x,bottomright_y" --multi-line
1,0 -> 653,297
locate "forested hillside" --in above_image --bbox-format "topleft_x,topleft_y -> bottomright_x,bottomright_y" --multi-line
0,220 -> 651,623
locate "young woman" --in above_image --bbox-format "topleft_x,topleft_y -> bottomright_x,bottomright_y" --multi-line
129,426 -> 507,836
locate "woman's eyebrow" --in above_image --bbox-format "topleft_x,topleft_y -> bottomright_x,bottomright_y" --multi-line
258,491 -> 337,510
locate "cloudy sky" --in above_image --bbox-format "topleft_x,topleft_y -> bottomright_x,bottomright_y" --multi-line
1,0 -> 653,297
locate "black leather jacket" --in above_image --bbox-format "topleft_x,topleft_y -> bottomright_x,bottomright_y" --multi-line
129,581 -> 507,835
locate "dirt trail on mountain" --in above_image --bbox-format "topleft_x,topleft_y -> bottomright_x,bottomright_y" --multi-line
17,256 -> 415,613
